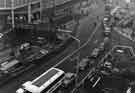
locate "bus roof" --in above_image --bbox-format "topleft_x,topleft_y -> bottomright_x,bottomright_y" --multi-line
32,68 -> 64,86
23,68 -> 64,93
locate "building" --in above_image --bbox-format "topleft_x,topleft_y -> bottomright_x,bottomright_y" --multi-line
0,0 -> 40,31
0,0 -> 83,32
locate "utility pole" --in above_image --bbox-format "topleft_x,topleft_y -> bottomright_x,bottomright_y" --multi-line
11,0 -> 15,28
40,0 -> 42,22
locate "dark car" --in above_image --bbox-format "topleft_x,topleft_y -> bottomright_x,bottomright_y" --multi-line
91,48 -> 100,58
62,72 -> 77,88
103,26 -> 111,37
77,58 -> 90,71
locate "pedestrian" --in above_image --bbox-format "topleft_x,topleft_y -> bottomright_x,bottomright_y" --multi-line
93,21 -> 97,27
97,16 -> 100,21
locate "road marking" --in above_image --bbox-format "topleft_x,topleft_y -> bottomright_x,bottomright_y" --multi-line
92,77 -> 101,87
114,28 -> 135,42
114,45 -> 135,56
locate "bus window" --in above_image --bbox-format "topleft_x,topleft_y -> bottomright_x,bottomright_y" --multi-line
41,73 -> 65,93
32,69 -> 59,87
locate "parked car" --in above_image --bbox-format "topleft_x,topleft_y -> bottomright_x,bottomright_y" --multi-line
91,48 -> 100,58
78,58 -> 90,71
62,72 -> 77,88
103,16 -> 110,25
99,42 -> 105,52
104,27 -> 111,36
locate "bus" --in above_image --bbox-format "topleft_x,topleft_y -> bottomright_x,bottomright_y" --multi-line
16,67 -> 65,93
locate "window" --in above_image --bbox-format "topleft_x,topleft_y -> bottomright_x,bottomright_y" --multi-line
41,74 -> 64,93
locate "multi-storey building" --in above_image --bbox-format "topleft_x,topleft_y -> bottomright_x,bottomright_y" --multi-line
0,0 -> 82,32
0,0 -> 40,31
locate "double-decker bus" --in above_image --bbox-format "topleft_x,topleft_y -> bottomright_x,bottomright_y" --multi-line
16,67 -> 65,93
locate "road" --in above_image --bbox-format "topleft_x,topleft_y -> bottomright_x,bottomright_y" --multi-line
73,15 -> 135,93
0,11 -> 97,93
54,1 -> 106,92
0,0 -> 106,93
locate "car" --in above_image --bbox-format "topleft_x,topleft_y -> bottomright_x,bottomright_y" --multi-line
103,16 -> 110,24
104,26 -> 111,31
78,58 -> 90,71
103,22 -> 111,29
103,17 -> 108,23
104,30 -> 111,37
62,72 -> 77,88
91,48 -> 100,58
103,26 -> 111,36
99,42 -> 105,51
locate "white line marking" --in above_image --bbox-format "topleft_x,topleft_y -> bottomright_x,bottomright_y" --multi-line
114,45 -> 135,56
92,77 -> 101,87
115,28 -> 135,42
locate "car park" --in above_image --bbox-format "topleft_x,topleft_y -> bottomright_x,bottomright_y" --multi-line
62,72 -> 77,88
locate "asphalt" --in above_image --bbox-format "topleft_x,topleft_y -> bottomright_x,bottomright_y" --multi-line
73,12 -> 135,93
0,0 -> 106,93
0,12 -> 98,93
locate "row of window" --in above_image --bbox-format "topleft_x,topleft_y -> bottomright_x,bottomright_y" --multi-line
0,0 -> 38,8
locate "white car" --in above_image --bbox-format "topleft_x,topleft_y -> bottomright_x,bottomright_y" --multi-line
103,17 -> 109,24
105,26 -> 111,31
